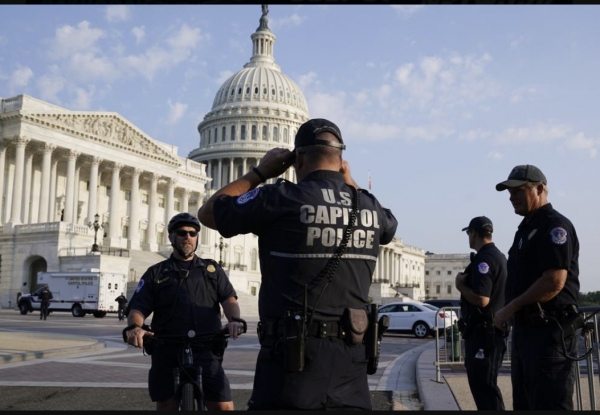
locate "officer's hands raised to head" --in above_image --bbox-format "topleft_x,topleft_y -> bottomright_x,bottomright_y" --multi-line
256,147 -> 295,181
340,160 -> 360,189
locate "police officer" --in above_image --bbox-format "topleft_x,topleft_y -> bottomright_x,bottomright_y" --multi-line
123,212 -> 244,411
455,216 -> 507,410
39,285 -> 53,320
115,292 -> 128,321
197,118 -> 398,410
494,164 -> 580,410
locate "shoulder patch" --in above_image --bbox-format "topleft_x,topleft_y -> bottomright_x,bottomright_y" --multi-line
236,188 -> 260,205
135,279 -> 145,293
477,262 -> 490,274
550,227 -> 568,245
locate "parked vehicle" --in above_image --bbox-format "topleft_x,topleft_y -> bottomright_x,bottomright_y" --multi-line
423,299 -> 462,318
17,271 -> 127,318
378,301 -> 457,338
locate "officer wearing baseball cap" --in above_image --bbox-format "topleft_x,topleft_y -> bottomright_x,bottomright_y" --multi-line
493,164 -> 581,410
455,216 -> 507,410
197,117 -> 398,410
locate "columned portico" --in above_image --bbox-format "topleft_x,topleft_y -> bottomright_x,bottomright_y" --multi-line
145,173 -> 160,251
0,141 -> 6,224
164,177 -> 176,246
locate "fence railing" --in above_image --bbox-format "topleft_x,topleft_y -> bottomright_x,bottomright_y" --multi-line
433,305 -> 600,410
58,246 -> 130,257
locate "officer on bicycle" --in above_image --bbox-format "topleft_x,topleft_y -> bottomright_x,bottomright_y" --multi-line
123,212 -> 244,411
197,118 -> 398,410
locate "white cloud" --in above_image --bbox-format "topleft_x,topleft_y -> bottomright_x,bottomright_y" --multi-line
496,122 -> 571,144
458,129 -> 492,141
269,13 -> 306,30
10,66 -> 34,90
106,5 -> 130,23
391,5 -> 425,18
297,71 -> 318,91
487,151 -> 504,160
67,53 -> 119,83
50,21 -> 105,59
509,36 -> 523,49
167,100 -> 188,125
36,68 -> 66,103
565,132 -> 598,158
71,86 -> 95,110
121,24 -> 203,80
510,86 -> 538,104
132,26 -> 145,44
215,70 -> 233,85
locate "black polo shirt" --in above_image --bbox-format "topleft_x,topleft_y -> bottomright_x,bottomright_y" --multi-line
213,170 -> 398,320
463,242 -> 507,321
506,203 -> 579,310
126,255 -> 237,336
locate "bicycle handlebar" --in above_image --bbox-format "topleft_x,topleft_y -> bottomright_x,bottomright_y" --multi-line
142,316 -> 248,344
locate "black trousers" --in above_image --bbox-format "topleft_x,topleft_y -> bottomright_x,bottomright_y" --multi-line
40,301 -> 50,319
464,328 -> 507,410
248,336 -> 371,410
511,323 -> 577,410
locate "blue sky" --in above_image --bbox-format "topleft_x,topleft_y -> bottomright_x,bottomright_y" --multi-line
2,5 -> 599,292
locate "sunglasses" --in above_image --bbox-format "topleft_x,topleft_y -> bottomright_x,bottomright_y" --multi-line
175,230 -> 198,238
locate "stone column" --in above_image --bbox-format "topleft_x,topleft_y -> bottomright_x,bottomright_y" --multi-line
63,149 -> 80,224
73,163 -> 82,224
9,136 -> 30,225
229,158 -> 234,184
0,141 -> 7,225
22,152 -> 34,224
242,157 -> 247,177
128,168 -> 142,250
108,163 -> 123,240
146,173 -> 159,251
207,160 -> 212,190
38,143 -> 56,223
217,158 -> 223,189
181,188 -> 191,213
164,177 -> 177,245
86,157 -> 102,225
49,157 -> 58,221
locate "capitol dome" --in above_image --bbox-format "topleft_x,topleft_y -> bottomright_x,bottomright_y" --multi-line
188,7 -> 310,189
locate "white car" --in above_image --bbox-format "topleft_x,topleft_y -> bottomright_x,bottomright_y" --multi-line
378,301 -> 458,338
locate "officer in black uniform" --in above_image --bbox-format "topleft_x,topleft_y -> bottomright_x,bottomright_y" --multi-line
455,216 -> 507,410
197,118 -> 398,410
115,292 -> 128,321
123,212 -> 244,411
39,285 -> 53,320
494,164 -> 580,410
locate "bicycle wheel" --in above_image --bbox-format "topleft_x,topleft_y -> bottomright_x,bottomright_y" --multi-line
180,383 -> 196,411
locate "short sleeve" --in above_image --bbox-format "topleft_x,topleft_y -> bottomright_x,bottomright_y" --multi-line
537,221 -> 573,272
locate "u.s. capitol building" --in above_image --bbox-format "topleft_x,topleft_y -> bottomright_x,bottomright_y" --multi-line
0,7 -> 427,311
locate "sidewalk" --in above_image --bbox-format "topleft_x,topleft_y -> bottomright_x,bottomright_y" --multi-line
0,331 -> 106,365
0,328 -> 463,409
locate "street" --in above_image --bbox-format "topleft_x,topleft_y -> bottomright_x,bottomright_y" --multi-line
0,309 -> 430,410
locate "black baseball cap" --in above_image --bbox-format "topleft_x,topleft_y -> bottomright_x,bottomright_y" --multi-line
294,118 -> 346,150
462,216 -> 493,233
496,164 -> 547,191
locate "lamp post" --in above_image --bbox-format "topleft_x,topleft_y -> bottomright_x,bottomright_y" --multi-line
88,213 -> 103,252
215,236 -> 228,267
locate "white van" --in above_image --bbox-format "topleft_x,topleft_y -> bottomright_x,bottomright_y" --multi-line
18,271 -> 127,318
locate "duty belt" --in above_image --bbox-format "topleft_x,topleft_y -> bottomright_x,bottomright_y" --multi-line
258,318 -> 344,340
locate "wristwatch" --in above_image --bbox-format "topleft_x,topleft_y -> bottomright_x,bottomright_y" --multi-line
122,323 -> 141,343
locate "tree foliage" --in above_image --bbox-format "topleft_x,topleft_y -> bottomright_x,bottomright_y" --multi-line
579,291 -> 600,306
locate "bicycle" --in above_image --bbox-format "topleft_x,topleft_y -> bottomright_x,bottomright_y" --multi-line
142,316 -> 247,411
